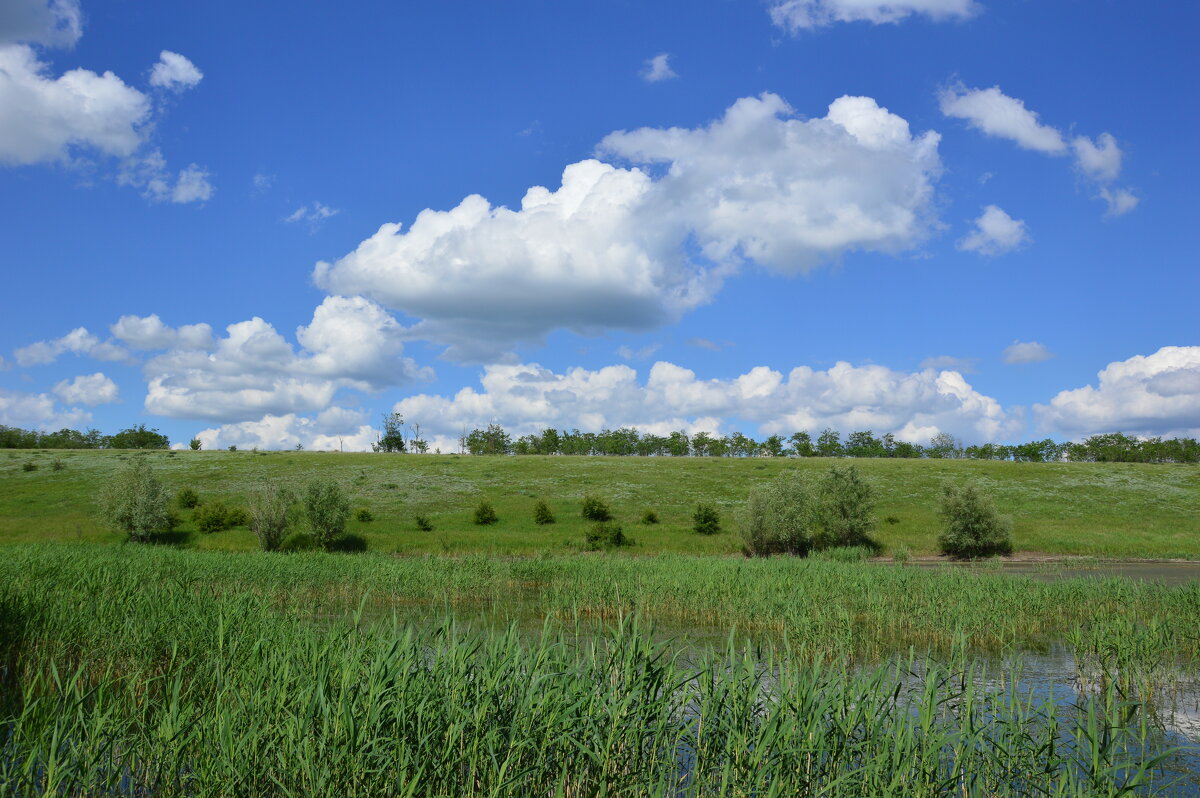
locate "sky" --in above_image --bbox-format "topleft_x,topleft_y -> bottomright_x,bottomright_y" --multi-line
1,0 -> 1197,452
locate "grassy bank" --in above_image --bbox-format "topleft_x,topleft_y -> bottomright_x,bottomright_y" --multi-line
3,449 -> 1199,557
1,545 -> 1194,796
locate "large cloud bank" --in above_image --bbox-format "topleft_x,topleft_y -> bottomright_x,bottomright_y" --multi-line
316,93 -> 942,361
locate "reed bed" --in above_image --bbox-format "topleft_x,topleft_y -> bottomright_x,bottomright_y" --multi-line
0,544 -> 1197,795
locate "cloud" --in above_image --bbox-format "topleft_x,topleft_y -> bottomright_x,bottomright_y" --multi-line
110,313 -> 213,350
192,408 -> 379,452
617,344 -> 660,361
0,44 -> 151,165
939,84 -> 1138,216
285,201 -> 339,227
13,327 -> 129,366
640,53 -> 677,83
141,296 -> 431,422
0,0 -> 81,47
1035,346 -> 1200,439
769,0 -> 979,31
117,151 -> 214,204
687,337 -> 727,352
52,372 -> 118,405
938,84 -> 1066,154
317,93 -> 942,361
957,204 -> 1029,256
1002,340 -> 1053,365
393,358 -> 1022,452
920,355 -> 978,373
0,387 -> 90,429
148,50 -> 202,91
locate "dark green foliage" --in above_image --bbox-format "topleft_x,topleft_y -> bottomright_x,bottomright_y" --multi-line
176,487 -> 200,509
640,509 -> 659,525
248,482 -> 294,552
280,532 -> 320,552
51,458 -> 65,471
741,471 -> 815,557
580,494 -> 612,522
584,522 -> 628,549
533,499 -> 555,525
303,480 -> 351,551
473,500 -> 498,525
107,424 -> 169,450
693,504 -> 721,535
225,507 -> 248,527
814,465 -> 877,551
355,508 -> 374,523
188,438 -> 202,451
373,412 -> 406,453
194,501 -> 235,534
938,483 -> 1013,559
415,514 -> 434,532
22,461 -> 37,472
465,424 -> 512,455
96,459 -> 170,543
884,515 -> 900,525
329,533 -> 368,553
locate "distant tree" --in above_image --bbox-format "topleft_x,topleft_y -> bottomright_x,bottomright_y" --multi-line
108,424 -> 169,450
249,482 -> 295,551
665,431 -> 691,457
926,432 -> 961,459
845,430 -> 883,458
303,480 -> 351,551
789,431 -> 815,458
97,459 -> 170,542
691,432 -> 716,457
938,483 -> 1012,558
741,470 -> 814,556
466,424 -> 512,455
189,438 -> 202,451
762,435 -> 785,457
816,428 -> 843,458
814,465 -> 877,550
374,412 -> 406,453
539,428 -> 561,455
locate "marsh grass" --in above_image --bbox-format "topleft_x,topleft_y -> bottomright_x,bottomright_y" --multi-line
0,545 -> 1191,796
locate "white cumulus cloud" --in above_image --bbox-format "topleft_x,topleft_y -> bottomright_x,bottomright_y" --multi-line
13,327 -> 129,366
769,0 -> 979,31
317,93 -> 942,361
118,151 -> 214,204
192,408 -> 379,452
957,204 -> 1029,256
640,53 -> 677,82
111,313 -> 213,350
393,358 -> 1022,453
148,50 -> 203,92
1035,346 -> 1200,439
0,387 -> 90,429
52,372 -> 118,405
1002,340 -> 1053,365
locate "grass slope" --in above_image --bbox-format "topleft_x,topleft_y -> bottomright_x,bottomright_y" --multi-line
2,449 -> 1198,558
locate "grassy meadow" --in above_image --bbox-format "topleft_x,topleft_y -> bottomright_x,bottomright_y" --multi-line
2,448 -> 1198,558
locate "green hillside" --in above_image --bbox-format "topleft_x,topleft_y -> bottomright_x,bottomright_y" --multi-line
2,449 -> 1198,558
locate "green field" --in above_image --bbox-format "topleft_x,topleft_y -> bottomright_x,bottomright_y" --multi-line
3,449 -> 1198,558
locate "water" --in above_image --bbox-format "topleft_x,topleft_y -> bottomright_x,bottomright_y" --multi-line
909,559 -> 1200,586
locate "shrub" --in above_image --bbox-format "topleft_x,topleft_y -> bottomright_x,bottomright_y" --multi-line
329,533 -> 368,553
533,499 -> 555,525
937,483 -> 1013,559
640,509 -> 659,525
414,514 -> 434,532
226,507 -> 248,527
280,532 -> 320,552
189,438 -> 202,451
814,465 -> 877,551
693,504 -> 721,535
248,482 -> 294,552
740,471 -> 814,557
892,545 -> 911,564
355,508 -> 374,523
585,522 -> 628,550
580,494 -> 612,522
194,501 -> 234,534
51,459 -> 65,471
303,480 -> 351,551
97,459 -> 170,543
176,487 -> 200,509
473,500 -> 498,526
22,461 -> 37,472
884,515 -> 900,525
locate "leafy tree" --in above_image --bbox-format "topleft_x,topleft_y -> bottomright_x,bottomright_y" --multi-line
937,483 -> 1012,558
466,424 -> 512,455
303,480 -> 351,550
926,432 -> 961,459
539,428 -> 561,455
789,431 -> 815,457
845,430 -> 883,458
816,428 -> 843,458
763,435 -> 785,457
691,432 -> 717,457
740,470 -> 814,556
580,494 -> 612,522
189,438 -> 202,451
693,504 -> 721,535
248,482 -> 295,552
195,501 -> 237,534
97,459 -> 170,542
108,424 -> 169,450
176,487 -> 200,509
665,431 -> 690,457
533,499 -> 555,525
373,412 -> 406,453
814,465 -> 877,550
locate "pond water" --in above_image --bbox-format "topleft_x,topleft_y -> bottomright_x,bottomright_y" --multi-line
909,559 -> 1200,586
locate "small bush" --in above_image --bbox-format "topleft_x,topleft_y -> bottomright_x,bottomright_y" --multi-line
280,532 -> 320,552
814,465 -> 878,551
22,461 -> 37,472
51,458 -> 65,471
892,545 -> 911,564
303,480 -> 351,551
533,499 -> 555,525
176,487 -> 200,509
640,509 -> 659,525
580,494 -> 612,522
938,483 -> 1013,559
585,522 -> 628,550
249,482 -> 294,552
226,507 -> 248,527
473,500 -> 498,525
329,533 -> 368,553
693,504 -> 721,535
884,515 -> 900,525
740,471 -> 814,557
414,514 -> 434,532
96,460 -> 170,543
194,501 -> 234,534
355,508 -> 374,523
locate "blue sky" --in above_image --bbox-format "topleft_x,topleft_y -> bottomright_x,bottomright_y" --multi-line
2,0 -> 1197,451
